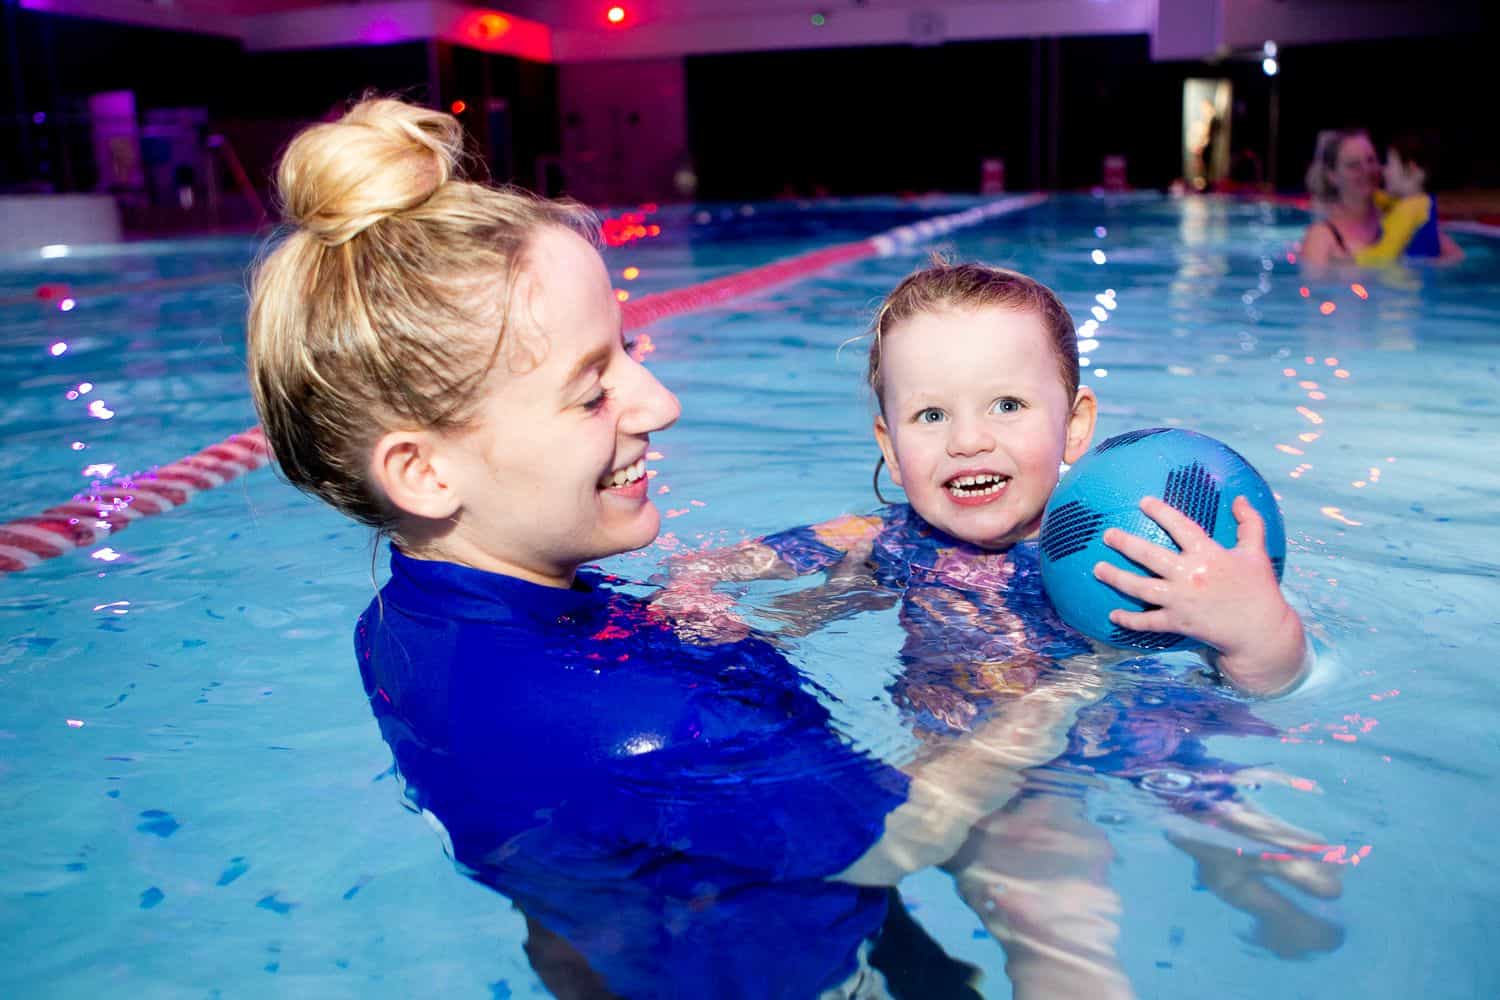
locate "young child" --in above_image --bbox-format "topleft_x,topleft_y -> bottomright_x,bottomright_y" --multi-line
662,261 -> 1339,998
245,98 -> 1106,999
1355,134 -> 1464,264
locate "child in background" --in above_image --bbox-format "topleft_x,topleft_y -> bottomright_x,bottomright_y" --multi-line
662,261 -> 1338,998
1355,134 -> 1465,264
245,98 -> 1107,999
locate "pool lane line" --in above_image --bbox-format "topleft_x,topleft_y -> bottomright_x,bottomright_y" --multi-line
0,194 -> 1047,575
1446,220 -> 1500,238
0,428 -> 272,573
0,271 -> 248,310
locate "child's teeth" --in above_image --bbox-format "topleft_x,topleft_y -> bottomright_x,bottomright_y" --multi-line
947,474 -> 1006,496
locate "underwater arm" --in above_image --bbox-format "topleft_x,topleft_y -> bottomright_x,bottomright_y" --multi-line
835,663 -> 1107,885
654,514 -> 890,640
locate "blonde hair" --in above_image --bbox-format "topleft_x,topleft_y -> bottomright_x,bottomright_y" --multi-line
247,97 -> 596,531
1304,127 -> 1370,204
866,257 -> 1079,414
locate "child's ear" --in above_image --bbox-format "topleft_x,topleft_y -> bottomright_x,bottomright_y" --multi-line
1063,387 -> 1098,464
873,414 -> 904,486
370,430 -> 461,522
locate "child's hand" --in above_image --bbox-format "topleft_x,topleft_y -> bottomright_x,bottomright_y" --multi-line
1093,495 -> 1306,696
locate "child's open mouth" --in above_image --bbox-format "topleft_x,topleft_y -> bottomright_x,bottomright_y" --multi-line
599,457 -> 648,494
944,473 -> 1008,503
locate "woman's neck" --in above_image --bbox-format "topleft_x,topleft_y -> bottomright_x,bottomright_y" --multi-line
1329,194 -> 1373,224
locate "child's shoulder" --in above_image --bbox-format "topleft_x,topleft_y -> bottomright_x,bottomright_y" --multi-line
808,508 -> 899,549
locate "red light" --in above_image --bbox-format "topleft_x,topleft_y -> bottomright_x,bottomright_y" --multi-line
606,6 -> 626,24
474,12 -> 510,39
450,100 -> 467,114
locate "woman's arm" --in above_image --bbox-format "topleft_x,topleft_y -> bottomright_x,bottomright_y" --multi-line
653,514 -> 890,641
1438,230 -> 1465,262
1298,221 -> 1340,267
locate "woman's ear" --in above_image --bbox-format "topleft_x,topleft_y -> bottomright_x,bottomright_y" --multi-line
873,414 -> 904,487
1064,387 -> 1098,464
369,430 -> 461,522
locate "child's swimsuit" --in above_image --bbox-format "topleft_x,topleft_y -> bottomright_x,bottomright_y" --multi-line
763,505 -> 1277,810
1402,193 -> 1442,258
357,546 -> 910,998
1349,193 -> 1444,264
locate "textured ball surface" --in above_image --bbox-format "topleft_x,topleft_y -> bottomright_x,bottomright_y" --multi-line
1038,428 -> 1285,651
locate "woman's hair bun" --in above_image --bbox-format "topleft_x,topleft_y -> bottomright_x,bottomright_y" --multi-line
277,98 -> 464,246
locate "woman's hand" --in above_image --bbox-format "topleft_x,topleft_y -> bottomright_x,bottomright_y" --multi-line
1093,495 -> 1306,696
648,580 -> 752,645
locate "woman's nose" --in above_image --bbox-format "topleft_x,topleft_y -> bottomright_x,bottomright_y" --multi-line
620,363 -> 680,436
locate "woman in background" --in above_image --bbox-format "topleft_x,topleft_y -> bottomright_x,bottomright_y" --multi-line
1299,128 -> 1383,266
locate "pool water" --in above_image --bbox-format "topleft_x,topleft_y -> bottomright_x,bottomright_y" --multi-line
1,196 -> 1497,998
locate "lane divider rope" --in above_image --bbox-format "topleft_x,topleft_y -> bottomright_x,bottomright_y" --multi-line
0,194 -> 1046,574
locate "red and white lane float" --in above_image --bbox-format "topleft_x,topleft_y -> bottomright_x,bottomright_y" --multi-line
1,195 -> 1046,574
0,430 -> 270,573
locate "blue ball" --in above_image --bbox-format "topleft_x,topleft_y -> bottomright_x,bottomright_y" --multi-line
1038,428 -> 1285,652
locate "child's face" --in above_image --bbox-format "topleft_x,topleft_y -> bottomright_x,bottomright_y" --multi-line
1383,149 -> 1424,198
431,227 -> 680,584
873,306 -> 1095,550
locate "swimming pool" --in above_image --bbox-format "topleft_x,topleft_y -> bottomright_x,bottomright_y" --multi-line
2,195 -> 1496,997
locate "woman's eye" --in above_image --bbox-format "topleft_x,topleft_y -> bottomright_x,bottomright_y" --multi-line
915,408 -> 945,424
583,387 -> 612,412
991,397 -> 1023,414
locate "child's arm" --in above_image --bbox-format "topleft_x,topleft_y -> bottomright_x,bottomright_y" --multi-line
1092,496 -> 1307,697
1354,194 -> 1431,265
834,659 -> 1108,885
946,792 -> 1134,1000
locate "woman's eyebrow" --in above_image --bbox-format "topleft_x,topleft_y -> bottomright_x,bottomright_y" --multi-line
562,344 -> 612,392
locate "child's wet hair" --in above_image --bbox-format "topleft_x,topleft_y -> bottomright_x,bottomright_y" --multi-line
246,96 -> 596,532
1389,132 -> 1440,186
866,256 -> 1080,415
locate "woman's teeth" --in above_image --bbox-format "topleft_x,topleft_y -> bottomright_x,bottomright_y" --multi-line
946,473 -> 1007,497
601,458 -> 647,488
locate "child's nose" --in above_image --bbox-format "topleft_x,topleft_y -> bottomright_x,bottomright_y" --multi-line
947,418 -> 995,456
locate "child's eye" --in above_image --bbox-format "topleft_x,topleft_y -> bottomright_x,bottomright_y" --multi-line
990,397 -> 1024,415
583,387 -> 612,413
623,337 -> 638,354
915,408 -> 946,424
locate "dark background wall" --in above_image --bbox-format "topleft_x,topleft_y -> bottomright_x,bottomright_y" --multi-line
0,7 -> 556,198
4,5 -> 1497,205
687,30 -> 1500,198
686,40 -> 1036,198
1270,33 -> 1499,195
